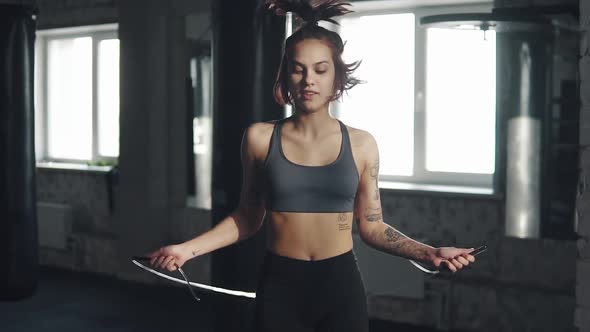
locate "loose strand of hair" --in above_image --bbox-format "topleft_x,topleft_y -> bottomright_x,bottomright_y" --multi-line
267,0 -> 353,25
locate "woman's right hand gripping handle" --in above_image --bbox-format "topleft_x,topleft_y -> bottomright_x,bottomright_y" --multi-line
144,214 -> 247,273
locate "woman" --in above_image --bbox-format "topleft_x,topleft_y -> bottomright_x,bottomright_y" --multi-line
147,1 -> 477,331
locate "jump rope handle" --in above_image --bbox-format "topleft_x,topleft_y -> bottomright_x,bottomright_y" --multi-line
409,245 -> 487,274
131,256 -> 201,301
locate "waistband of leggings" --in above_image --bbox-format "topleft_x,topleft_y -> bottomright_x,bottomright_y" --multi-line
263,249 -> 356,271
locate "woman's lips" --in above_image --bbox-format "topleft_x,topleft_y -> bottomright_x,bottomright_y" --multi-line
302,91 -> 318,100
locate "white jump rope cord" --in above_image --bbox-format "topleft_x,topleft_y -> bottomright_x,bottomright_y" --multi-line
131,259 -> 257,299
131,257 -> 441,302
408,259 -> 441,274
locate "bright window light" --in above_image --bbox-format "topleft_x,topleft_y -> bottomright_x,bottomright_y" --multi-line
47,37 -> 93,160
97,38 -> 120,157
337,13 -> 415,176
425,28 -> 496,174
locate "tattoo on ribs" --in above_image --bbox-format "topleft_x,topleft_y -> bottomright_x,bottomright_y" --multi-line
337,213 -> 351,231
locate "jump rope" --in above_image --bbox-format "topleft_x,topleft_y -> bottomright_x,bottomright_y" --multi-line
131,245 -> 486,302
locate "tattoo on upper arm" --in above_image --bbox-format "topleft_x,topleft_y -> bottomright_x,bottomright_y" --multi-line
338,213 -> 351,231
370,159 -> 379,178
370,159 -> 380,200
364,207 -> 382,222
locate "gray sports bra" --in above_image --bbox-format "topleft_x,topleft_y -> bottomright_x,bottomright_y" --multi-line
262,118 -> 359,213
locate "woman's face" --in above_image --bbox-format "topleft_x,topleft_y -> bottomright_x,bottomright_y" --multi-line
288,39 -> 336,113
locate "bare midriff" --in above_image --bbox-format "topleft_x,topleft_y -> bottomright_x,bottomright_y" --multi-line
266,211 -> 354,261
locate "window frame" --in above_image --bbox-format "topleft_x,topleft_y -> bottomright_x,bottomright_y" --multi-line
35,23 -> 119,165
332,1 -> 495,191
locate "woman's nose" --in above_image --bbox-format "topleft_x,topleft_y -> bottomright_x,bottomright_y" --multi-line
304,73 -> 315,86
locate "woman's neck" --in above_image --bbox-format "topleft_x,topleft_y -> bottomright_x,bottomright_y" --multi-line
289,110 -> 337,138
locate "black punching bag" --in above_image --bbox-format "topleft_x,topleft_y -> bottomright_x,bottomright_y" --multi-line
0,4 -> 39,301
210,1 -> 283,331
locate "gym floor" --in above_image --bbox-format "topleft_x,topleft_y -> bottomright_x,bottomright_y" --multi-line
0,267 -> 451,332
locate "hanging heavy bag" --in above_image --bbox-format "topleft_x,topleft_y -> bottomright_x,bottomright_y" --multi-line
0,4 -> 39,301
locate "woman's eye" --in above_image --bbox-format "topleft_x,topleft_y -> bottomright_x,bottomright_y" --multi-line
316,70 -> 326,74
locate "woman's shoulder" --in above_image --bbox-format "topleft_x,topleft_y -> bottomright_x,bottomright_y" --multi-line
341,122 -> 377,148
341,122 -> 379,169
243,120 -> 281,159
244,120 -> 279,140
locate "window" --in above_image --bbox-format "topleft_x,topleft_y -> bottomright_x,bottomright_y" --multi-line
324,2 -> 495,193
186,12 -> 213,210
188,49 -> 213,209
35,24 -> 119,164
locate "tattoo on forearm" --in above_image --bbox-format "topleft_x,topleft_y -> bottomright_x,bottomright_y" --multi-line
364,207 -> 382,222
337,213 -> 351,231
384,227 -> 403,242
383,227 -> 410,255
370,159 -> 380,200
380,226 -> 429,262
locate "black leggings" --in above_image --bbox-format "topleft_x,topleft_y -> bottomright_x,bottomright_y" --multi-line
254,249 -> 369,332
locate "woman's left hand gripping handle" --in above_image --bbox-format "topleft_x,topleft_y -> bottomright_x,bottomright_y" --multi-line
146,244 -> 191,272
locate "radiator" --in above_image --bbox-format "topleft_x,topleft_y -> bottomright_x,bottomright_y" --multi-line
37,202 -> 73,250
